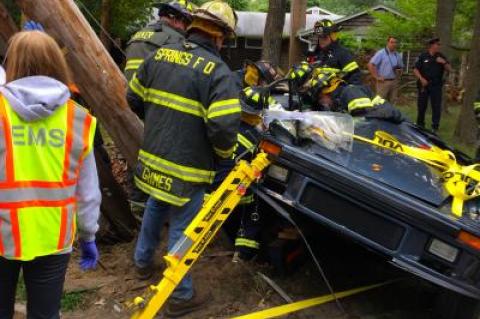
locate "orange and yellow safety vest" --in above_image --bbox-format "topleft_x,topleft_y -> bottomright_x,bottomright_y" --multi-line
0,96 -> 96,261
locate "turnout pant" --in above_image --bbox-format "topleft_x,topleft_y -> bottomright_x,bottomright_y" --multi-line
416,84 -> 443,130
0,254 -> 70,319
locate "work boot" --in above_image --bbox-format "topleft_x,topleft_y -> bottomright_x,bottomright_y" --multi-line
165,291 -> 212,318
135,264 -> 154,281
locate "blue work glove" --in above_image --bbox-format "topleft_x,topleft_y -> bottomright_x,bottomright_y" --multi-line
79,240 -> 99,271
23,21 -> 45,32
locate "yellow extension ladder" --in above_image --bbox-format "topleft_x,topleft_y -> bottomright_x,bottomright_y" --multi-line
130,152 -> 271,319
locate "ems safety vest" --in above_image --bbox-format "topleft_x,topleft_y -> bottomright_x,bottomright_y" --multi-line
0,96 -> 96,261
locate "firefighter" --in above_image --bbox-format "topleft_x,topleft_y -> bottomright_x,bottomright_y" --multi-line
0,31 -> 100,319
124,0 -> 194,82
125,1 -> 193,212
127,1 -> 240,316
307,19 -> 361,85
235,59 -> 281,88
208,86 -> 275,261
307,70 -> 403,123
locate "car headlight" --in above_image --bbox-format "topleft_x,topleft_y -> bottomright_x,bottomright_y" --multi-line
267,165 -> 289,182
428,238 -> 459,263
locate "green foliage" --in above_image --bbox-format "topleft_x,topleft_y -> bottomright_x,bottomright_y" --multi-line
190,0 -> 250,10
306,0 -> 396,15
365,0 -> 436,51
74,0 -> 155,40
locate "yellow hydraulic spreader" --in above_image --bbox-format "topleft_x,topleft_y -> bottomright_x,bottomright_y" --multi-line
130,152 -> 271,319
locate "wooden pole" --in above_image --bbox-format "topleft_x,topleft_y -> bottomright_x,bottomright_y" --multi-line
0,1 -> 18,42
16,0 -> 143,167
288,0 -> 306,67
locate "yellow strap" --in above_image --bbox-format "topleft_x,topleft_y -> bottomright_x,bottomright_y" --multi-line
352,130 -> 480,217
231,281 -> 391,319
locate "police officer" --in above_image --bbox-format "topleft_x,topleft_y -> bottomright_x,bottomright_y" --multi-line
127,1 -> 239,316
414,37 -> 452,133
307,19 -> 361,85
124,0 -> 193,82
307,70 -> 403,123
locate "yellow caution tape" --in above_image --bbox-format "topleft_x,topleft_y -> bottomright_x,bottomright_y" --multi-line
353,130 -> 480,217
231,281 -> 390,319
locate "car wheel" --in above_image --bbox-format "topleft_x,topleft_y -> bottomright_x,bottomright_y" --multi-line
433,288 -> 480,319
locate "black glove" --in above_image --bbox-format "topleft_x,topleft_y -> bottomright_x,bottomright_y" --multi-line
364,103 -> 404,124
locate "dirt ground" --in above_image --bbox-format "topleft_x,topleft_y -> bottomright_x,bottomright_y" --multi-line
16,226 -> 438,319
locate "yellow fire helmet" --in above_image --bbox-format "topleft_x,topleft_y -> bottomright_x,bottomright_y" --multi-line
308,70 -> 344,96
191,0 -> 238,37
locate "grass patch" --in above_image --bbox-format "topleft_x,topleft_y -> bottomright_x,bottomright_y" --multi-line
16,275 -> 89,312
61,291 -> 89,312
397,102 -> 475,157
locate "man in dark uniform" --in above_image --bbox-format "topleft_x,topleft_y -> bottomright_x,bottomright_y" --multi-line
127,1 -> 239,316
414,37 -> 452,133
124,0 -> 193,82
125,1 -> 193,211
208,86 -> 275,261
306,19 -> 361,85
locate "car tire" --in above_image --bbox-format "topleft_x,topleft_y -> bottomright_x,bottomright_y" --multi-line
433,289 -> 480,319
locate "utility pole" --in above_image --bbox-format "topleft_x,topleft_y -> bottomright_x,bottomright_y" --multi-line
288,0 -> 306,67
16,0 -> 143,167
0,1 -> 18,43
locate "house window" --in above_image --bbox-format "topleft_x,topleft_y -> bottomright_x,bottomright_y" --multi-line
222,37 -> 237,49
245,38 -> 263,49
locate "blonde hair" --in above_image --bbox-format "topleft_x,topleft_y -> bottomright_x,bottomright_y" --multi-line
5,31 -> 70,84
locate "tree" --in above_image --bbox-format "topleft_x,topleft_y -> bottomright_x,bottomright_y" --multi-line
435,0 -> 456,115
99,0 -> 111,49
454,0 -> 480,145
366,0 -> 436,51
288,0 -> 306,66
74,0 -> 154,41
436,0 -> 457,59
262,0 -> 287,66
0,0 -> 17,43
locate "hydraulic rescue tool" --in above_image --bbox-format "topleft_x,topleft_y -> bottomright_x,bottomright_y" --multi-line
129,152 -> 271,319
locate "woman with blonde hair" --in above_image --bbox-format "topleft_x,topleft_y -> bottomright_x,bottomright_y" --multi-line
0,31 -> 101,319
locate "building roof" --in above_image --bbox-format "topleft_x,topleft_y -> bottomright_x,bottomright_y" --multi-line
334,5 -> 405,24
235,8 -> 343,39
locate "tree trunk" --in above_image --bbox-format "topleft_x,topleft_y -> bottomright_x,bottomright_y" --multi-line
16,0 -> 143,167
288,0 -> 306,67
436,0 -> 456,115
99,0 -> 111,50
435,0 -> 456,59
262,0 -> 287,66
94,148 -> 136,242
0,1 -> 18,42
454,1 -> 480,146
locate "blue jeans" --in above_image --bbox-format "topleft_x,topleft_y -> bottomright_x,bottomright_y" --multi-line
134,189 -> 205,301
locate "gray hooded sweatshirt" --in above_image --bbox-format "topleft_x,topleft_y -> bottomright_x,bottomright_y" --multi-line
0,76 -> 101,243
